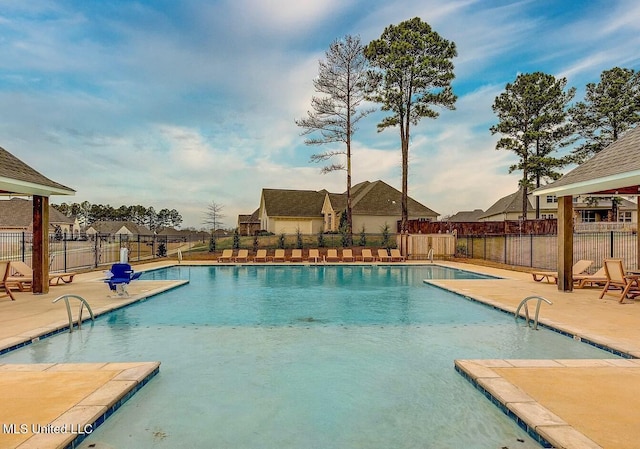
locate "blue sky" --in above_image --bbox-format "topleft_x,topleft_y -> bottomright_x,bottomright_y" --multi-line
1,0 -> 639,229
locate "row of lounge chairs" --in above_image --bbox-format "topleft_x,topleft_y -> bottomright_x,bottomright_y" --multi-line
217,248 -> 406,263
531,258 -> 640,303
0,260 -> 76,301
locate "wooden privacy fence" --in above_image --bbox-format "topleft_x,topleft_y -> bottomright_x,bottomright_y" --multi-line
399,234 -> 456,259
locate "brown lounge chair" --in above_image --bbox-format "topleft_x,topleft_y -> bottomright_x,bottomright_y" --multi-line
325,249 -> 340,262
599,258 -> 640,303
531,259 -> 593,283
377,249 -> 392,262
0,261 -> 16,300
253,249 -> 268,262
273,249 -> 286,262
359,248 -> 375,262
341,249 -> 355,262
574,267 -> 607,289
218,249 -> 233,263
389,249 -> 405,262
290,249 -> 303,262
234,249 -> 249,263
9,260 -> 76,286
308,249 -> 320,263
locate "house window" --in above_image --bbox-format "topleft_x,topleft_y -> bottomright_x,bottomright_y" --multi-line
618,211 -> 632,223
580,210 -> 596,222
541,214 -> 554,219
546,195 -> 557,203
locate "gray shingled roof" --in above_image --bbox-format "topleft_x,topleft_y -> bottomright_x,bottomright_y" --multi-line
481,189 -> 532,218
0,147 -> 75,196
534,126 -> 640,197
325,180 -> 438,217
448,209 -> 485,222
261,189 -> 327,217
0,198 -> 75,228
89,221 -> 153,235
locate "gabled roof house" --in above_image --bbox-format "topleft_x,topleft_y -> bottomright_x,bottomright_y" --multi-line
256,180 -> 438,234
0,198 -> 78,236
85,221 -> 153,236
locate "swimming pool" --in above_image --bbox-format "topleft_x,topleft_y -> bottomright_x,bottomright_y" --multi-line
1,265 -> 614,448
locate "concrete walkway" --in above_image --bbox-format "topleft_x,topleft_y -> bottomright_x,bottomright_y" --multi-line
0,260 -> 638,448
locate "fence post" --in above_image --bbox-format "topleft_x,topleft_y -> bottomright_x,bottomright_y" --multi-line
610,231 -> 614,258
94,237 -> 98,268
504,234 -> 507,264
530,233 -> 533,267
21,232 -> 26,262
63,238 -> 68,273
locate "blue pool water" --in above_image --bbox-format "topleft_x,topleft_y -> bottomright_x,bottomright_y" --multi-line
1,265 -> 614,449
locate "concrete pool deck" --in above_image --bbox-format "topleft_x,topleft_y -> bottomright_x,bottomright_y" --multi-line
0,259 -> 638,448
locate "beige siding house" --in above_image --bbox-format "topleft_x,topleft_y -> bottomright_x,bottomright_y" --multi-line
85,221 -> 153,236
257,180 -> 438,234
0,198 -> 79,237
482,188 -> 637,224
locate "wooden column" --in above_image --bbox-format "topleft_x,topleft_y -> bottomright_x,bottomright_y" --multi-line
557,195 -> 573,292
32,195 -> 50,294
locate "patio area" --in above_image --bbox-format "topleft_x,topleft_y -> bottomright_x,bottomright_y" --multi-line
0,260 -> 639,448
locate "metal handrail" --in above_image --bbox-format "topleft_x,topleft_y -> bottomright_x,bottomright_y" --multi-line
515,295 -> 552,330
52,294 -> 95,333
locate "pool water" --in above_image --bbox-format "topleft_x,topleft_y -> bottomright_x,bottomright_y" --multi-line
1,265 -> 614,448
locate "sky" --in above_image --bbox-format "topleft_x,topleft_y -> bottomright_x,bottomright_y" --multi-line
1,0 -> 639,229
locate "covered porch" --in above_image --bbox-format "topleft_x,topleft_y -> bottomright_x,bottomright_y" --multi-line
0,147 -> 75,296
533,127 -> 640,291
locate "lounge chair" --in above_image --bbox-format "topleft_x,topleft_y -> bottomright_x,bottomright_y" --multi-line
0,261 -> 16,300
360,248 -> 375,262
389,249 -> 405,262
273,249 -> 286,262
531,259 -> 593,283
234,249 -> 249,263
377,249 -> 392,262
218,249 -> 233,263
9,260 -> 76,286
253,249 -> 268,262
341,249 -> 355,262
325,249 -> 340,262
290,249 -> 303,262
104,263 -> 142,296
574,266 -> 607,289
308,249 -> 320,263
599,259 -> 640,303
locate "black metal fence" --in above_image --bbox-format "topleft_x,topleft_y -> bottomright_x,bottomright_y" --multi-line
456,231 -> 638,272
0,232 -> 204,273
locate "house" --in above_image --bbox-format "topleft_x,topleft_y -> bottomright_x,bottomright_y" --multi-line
258,189 -> 327,234
481,187 -> 637,224
85,221 -> 153,237
446,209 -> 485,222
255,180 -> 438,234
322,180 -> 438,232
237,209 -> 260,236
0,197 -> 79,237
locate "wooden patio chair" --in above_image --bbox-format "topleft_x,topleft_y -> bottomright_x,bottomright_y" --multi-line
531,259 -> 593,283
10,260 -> 75,286
0,261 -> 16,301
574,266 -> 607,289
599,259 -> 640,303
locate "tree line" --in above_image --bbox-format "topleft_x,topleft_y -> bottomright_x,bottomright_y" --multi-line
296,17 -> 640,233
53,201 -> 183,232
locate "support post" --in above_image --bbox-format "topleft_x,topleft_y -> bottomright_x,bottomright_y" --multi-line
32,195 -> 50,294
557,195 -> 573,292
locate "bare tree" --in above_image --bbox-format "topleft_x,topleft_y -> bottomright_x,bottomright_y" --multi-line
296,35 -> 372,242
203,201 -> 225,231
